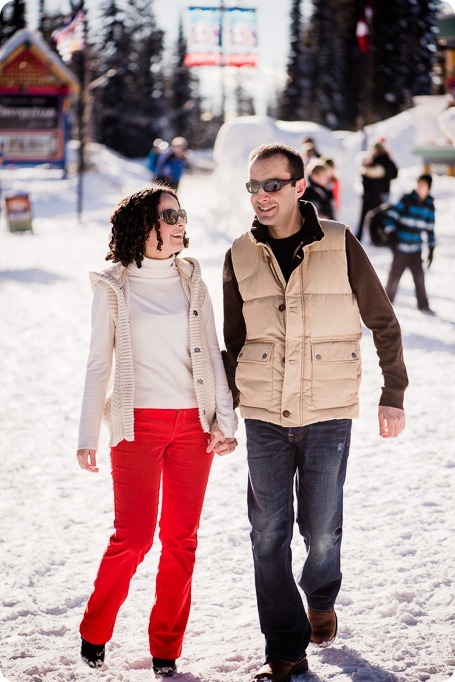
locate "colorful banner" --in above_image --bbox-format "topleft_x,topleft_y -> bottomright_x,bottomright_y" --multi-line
184,6 -> 257,67
184,7 -> 222,67
224,8 -> 257,67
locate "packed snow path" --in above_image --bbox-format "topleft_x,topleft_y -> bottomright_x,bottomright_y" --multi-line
0,152 -> 453,682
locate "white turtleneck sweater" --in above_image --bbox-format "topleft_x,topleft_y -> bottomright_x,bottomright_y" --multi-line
127,256 -> 197,409
78,256 -> 237,450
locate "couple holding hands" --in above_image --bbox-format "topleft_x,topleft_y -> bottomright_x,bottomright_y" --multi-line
77,144 -> 407,681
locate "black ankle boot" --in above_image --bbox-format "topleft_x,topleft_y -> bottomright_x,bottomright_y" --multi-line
81,637 -> 105,668
152,657 -> 176,677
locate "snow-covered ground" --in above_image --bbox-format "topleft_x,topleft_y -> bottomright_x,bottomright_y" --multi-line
0,130 -> 454,682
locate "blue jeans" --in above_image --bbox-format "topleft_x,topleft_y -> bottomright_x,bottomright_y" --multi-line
245,418 -> 352,659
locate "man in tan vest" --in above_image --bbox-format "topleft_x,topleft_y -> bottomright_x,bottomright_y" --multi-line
222,143 -> 408,682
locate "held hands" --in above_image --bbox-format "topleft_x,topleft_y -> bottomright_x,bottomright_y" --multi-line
206,421 -> 238,456
77,449 -> 99,473
378,406 -> 406,438
427,247 -> 434,268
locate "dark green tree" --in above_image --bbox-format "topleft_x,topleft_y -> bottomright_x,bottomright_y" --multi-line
234,72 -> 256,117
309,0 -> 344,129
0,0 -> 26,45
276,0 -> 440,129
277,0 -> 313,121
166,17 -> 203,145
93,0 -> 166,157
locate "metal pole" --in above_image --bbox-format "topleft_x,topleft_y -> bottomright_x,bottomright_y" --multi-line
220,0 -> 225,121
76,51 -> 85,223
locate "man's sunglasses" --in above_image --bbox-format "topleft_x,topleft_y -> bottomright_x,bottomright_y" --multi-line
245,177 -> 302,194
157,208 -> 188,224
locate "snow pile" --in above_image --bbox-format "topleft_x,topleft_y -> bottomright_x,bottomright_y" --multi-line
0,130 -> 454,682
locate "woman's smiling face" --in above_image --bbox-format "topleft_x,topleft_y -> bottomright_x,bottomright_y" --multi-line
145,193 -> 187,260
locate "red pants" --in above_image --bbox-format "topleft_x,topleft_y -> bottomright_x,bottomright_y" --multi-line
80,408 -> 213,659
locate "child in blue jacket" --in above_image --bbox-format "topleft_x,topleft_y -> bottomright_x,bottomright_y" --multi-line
384,174 -> 436,315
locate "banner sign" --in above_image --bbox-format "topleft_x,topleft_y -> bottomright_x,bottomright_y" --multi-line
185,7 -> 222,66
224,8 -> 257,67
184,6 -> 257,67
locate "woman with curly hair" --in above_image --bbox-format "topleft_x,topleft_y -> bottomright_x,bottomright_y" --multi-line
76,184 -> 238,676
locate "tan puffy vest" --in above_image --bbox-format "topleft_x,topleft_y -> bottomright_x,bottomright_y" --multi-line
231,221 -> 362,427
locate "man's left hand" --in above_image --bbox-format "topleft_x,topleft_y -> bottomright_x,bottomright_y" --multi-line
378,406 -> 405,438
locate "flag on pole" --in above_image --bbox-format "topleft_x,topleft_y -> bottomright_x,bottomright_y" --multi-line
356,2 -> 372,53
52,11 -> 85,63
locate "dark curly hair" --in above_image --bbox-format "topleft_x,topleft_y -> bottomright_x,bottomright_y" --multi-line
106,184 -> 189,267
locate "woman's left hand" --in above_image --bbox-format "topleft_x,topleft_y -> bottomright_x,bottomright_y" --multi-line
206,422 -> 238,456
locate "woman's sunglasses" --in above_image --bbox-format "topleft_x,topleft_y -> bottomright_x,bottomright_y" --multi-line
245,177 -> 302,194
158,208 -> 188,225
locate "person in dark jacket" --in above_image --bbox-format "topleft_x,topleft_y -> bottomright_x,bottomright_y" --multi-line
356,141 -> 398,241
384,174 -> 436,315
302,160 -> 335,219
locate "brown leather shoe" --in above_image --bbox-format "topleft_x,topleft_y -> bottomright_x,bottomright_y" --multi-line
308,607 -> 337,645
252,654 -> 309,681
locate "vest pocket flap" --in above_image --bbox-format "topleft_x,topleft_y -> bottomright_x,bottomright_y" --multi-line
238,341 -> 274,363
311,340 -> 360,363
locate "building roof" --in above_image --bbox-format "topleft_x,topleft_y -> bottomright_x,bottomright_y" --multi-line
0,29 -> 80,94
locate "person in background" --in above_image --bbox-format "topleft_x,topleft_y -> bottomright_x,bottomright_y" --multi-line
356,140 -> 398,242
384,173 -> 436,315
147,138 -> 169,181
155,136 -> 191,190
223,143 -> 407,682
302,159 -> 335,219
320,155 -> 340,215
299,136 -> 320,167
76,185 -> 238,676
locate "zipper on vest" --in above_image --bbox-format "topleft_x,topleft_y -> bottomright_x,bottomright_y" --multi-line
264,246 -> 286,292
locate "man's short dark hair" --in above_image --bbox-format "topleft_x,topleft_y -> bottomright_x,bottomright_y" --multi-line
418,173 -> 432,189
249,143 -> 305,180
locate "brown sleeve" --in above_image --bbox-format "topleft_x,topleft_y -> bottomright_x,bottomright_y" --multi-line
222,248 -> 246,407
345,230 -> 409,409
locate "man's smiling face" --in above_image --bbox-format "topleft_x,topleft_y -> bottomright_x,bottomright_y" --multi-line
249,153 -> 306,237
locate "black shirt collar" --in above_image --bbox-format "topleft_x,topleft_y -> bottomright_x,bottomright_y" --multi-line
250,199 -> 325,244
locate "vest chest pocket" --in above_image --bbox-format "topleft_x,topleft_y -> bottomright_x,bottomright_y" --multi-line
310,339 -> 361,409
236,341 -> 275,409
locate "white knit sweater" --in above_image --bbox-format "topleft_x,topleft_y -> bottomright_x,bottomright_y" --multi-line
78,256 -> 237,449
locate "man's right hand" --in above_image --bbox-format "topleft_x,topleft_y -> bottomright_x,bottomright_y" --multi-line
378,406 -> 405,438
77,449 -> 99,473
